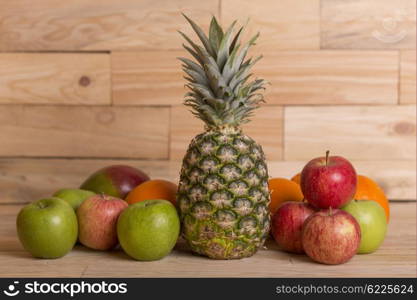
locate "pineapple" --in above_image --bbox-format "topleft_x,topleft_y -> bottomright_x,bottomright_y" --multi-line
177,15 -> 270,259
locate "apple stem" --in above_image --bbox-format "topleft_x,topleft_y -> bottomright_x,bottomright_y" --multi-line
325,150 -> 330,166
329,206 -> 332,216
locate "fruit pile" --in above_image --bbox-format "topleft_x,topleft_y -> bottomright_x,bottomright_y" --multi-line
16,165 -> 180,261
270,151 -> 389,265
15,15 -> 390,265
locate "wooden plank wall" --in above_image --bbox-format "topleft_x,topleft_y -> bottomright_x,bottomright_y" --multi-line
0,0 -> 415,202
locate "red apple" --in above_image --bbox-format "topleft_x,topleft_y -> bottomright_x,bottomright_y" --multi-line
302,209 -> 361,265
77,194 -> 128,250
80,165 -> 150,199
271,202 -> 316,253
300,151 -> 357,208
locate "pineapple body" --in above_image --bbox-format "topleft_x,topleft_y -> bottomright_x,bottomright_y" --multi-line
178,127 -> 270,259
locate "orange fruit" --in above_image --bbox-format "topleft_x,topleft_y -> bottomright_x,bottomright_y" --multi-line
126,179 -> 177,206
291,173 -> 301,185
354,175 -> 390,222
268,178 -> 304,215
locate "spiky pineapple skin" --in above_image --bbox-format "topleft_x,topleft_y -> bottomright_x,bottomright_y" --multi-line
177,128 -> 270,259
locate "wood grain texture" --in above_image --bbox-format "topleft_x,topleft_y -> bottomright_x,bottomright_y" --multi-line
0,203 -> 415,277
400,51 -> 416,104
0,158 -> 414,204
170,105 -> 283,160
0,159 -> 180,204
112,50 -> 398,106
0,0 -> 218,51
112,51 -> 184,106
321,0 -> 416,49
0,53 -> 110,105
285,105 -> 416,160
255,51 -> 398,105
221,0 -> 319,50
0,106 -> 169,159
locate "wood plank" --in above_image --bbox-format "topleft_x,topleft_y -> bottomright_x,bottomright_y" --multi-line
0,53 -> 110,105
1,203 -> 415,277
1,154 -> 412,204
400,51 -> 416,104
285,105 -> 416,161
0,159 -> 181,204
113,50 -> 398,106
0,106 -> 169,159
256,51 -> 399,105
169,105 -> 283,160
267,161 -> 416,201
112,51 -> 184,106
221,0 -> 319,50
0,0 -> 218,51
321,0 -> 416,49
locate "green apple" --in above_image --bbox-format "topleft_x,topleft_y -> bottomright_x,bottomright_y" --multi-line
16,197 -> 78,258
53,188 -> 96,210
117,199 -> 180,261
342,200 -> 387,254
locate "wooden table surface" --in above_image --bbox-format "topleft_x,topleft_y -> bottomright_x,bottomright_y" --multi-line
0,202 -> 415,278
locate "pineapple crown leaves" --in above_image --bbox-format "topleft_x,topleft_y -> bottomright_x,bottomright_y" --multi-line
178,14 -> 267,128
